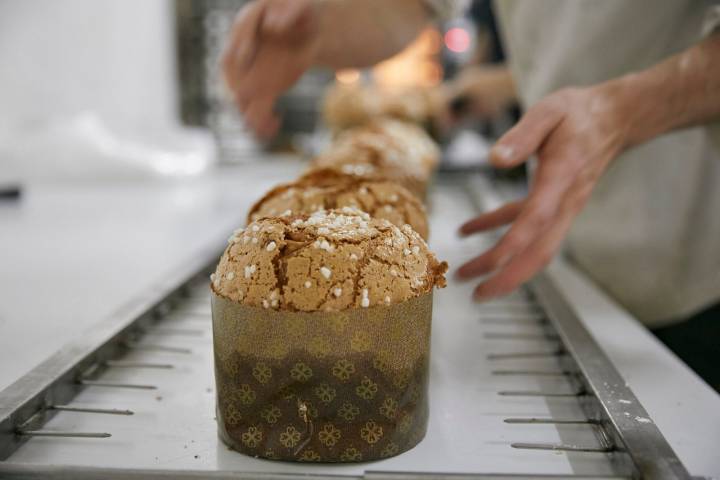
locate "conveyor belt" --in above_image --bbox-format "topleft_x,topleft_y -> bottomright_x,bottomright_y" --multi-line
0,173 -> 690,479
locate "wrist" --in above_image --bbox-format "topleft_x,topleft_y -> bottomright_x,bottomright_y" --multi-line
596,70 -> 675,150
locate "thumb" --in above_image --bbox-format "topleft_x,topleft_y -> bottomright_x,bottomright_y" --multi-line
490,101 -> 564,168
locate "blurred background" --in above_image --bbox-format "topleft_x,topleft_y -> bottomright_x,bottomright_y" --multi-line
0,0 -> 516,186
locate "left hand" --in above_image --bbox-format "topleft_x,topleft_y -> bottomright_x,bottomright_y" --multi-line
456,85 -> 629,299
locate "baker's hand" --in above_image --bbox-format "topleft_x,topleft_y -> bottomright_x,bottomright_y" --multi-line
223,0 -> 320,138
435,65 -> 516,132
456,85 -> 628,299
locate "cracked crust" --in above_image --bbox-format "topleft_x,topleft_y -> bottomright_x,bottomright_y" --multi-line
247,169 -> 429,239
311,119 -> 440,198
211,208 -> 447,312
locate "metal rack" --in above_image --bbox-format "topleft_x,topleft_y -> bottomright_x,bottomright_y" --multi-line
0,174 -> 692,479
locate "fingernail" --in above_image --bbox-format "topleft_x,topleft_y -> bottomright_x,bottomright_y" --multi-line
492,144 -> 514,164
473,287 -> 491,301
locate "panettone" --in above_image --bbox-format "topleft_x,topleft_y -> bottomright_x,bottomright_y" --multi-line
311,119 -> 440,198
322,84 -> 437,130
247,169 -> 429,239
210,209 -> 447,462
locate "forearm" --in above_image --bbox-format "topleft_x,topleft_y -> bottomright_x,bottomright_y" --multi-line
604,33 -> 720,148
313,0 -> 432,69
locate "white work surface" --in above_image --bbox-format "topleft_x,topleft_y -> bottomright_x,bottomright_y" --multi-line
1,161 -> 719,477
0,160 -> 304,392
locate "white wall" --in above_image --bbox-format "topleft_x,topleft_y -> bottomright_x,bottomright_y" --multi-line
0,0 -> 179,130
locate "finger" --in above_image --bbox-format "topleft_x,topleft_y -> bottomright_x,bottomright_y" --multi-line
458,200 -> 525,236
456,250 -> 504,280
222,2 -> 266,90
455,161 -> 571,280
472,211 -> 573,300
243,96 -> 280,139
489,102 -> 564,168
473,165 -> 599,296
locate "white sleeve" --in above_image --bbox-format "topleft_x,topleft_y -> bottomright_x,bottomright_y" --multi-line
422,0 -> 468,23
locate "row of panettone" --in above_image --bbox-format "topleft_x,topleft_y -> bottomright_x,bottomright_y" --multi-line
209,99 -> 448,462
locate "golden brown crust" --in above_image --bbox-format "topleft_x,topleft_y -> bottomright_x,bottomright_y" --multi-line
211,209 -> 447,312
248,169 -> 429,239
310,119 -> 440,199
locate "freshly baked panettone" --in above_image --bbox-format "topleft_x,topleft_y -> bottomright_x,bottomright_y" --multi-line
210,209 -> 447,462
212,208 -> 445,311
311,119 -> 440,198
247,169 -> 429,239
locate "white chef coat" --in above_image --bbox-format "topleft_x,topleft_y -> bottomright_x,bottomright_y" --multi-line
493,1 -> 720,327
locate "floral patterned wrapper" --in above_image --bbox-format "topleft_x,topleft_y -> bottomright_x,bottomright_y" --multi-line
211,292 -> 433,462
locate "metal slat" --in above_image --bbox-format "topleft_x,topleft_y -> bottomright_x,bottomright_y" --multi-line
0,244 -> 221,461
530,274 -> 691,480
463,174 -> 691,480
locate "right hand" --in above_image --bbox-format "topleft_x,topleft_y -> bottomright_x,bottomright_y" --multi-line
435,65 -> 517,132
223,0 -> 321,138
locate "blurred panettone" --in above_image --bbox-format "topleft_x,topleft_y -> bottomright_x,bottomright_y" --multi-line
322,84 -> 437,130
312,119 -> 440,198
248,169 -> 429,239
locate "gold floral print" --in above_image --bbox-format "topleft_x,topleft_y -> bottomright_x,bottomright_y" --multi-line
237,384 -> 256,405
234,335 -> 255,356
340,447 -> 362,462
290,362 -> 313,382
260,406 -> 281,424
332,359 -> 355,381
380,442 -> 399,457
285,317 -> 306,338
225,404 -> 242,425
314,383 -> 337,404
338,402 -> 360,422
263,450 -> 279,460
398,413 -> 413,434
355,376 -> 378,400
307,336 -> 332,358
379,397 -> 398,419
328,316 -> 348,334
298,449 -> 321,462
241,426 -> 262,448
303,400 -> 319,419
360,420 -> 383,444
372,356 -> 390,376
278,385 -> 295,399
318,423 -> 341,447
409,381 -> 421,402
223,357 -> 240,377
265,339 -> 289,360
350,331 -> 372,352
279,426 -> 301,448
252,362 -> 272,384
392,370 -> 411,389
